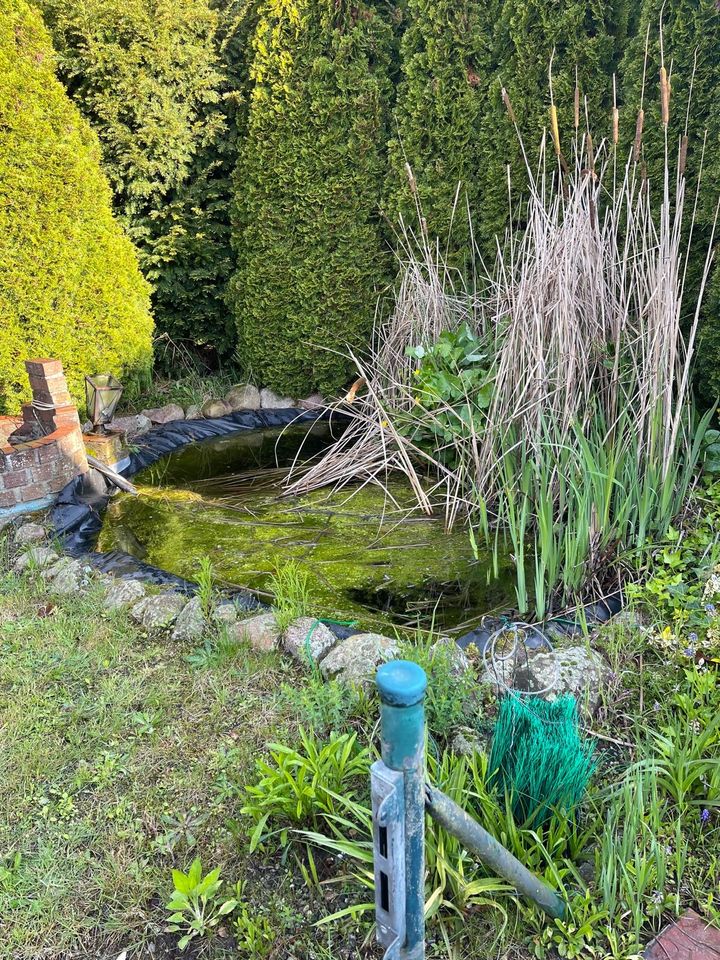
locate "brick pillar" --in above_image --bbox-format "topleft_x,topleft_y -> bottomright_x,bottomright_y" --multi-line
23,359 -> 82,434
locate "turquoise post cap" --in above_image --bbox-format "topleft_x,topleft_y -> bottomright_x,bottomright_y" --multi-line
376,659 -> 427,707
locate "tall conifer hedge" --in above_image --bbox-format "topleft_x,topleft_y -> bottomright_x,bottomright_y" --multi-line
621,0 -> 720,404
386,0 -> 501,270
38,0 -> 235,358
0,0 -> 153,414
229,0 -> 393,398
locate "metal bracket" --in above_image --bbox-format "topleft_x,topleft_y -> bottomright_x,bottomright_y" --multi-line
371,760 -> 406,957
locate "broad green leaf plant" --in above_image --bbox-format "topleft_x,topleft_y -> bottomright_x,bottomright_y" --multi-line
165,857 -> 238,951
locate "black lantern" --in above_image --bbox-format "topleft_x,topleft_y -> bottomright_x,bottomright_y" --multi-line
85,374 -> 123,434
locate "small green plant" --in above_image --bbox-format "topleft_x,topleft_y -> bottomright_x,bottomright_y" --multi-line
241,727 -> 371,850
400,633 -> 477,740
196,556 -> 215,619
282,673 -> 367,735
232,887 -> 275,958
403,324 -> 493,467
268,559 -> 311,631
165,857 -> 238,951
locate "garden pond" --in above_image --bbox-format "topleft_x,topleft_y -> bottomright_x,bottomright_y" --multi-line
98,422 -> 518,632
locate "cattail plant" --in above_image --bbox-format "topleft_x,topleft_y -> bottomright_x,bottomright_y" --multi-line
287,53 -> 718,617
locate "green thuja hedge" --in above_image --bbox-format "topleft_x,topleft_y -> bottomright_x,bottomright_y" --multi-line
473,0 -> 630,258
621,0 -> 720,406
229,0 -> 393,398
386,0 -> 501,271
38,0 -> 235,358
0,0 -> 153,414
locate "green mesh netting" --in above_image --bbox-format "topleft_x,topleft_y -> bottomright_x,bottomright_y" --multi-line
488,694 -> 596,827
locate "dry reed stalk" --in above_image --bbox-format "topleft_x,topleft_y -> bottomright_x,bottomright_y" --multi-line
286,52 -> 711,607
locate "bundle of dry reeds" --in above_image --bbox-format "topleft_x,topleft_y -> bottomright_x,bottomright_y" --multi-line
285,49 -> 719,611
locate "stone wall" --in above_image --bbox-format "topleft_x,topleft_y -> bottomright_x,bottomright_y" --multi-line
0,359 -> 88,512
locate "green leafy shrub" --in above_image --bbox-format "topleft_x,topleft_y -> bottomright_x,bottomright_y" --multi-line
0,0 -> 153,414
400,634 -> 478,740
165,857 -> 238,951
403,325 -> 493,467
229,0 -> 393,397
37,0 -> 235,357
240,728 -> 371,850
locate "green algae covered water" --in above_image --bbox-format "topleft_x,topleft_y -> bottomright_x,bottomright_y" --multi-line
97,423 -> 517,633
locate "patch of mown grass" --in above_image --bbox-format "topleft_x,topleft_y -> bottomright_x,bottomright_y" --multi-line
0,566 -> 363,960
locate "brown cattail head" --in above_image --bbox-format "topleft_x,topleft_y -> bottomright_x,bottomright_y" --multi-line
660,65 -> 670,125
612,107 -> 619,145
574,81 -> 580,129
550,104 -> 561,156
633,108 -> 645,163
502,87 -> 516,125
679,134 -> 688,177
587,132 -> 595,176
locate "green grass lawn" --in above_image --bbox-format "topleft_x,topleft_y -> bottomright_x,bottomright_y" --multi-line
0,567 -> 373,960
2,529 -> 720,960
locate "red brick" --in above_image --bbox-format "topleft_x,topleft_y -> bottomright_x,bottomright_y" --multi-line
30,387 -> 72,407
644,910 -> 720,960
2,469 -> 30,489
0,489 -> 17,509
20,480 -> 52,501
25,359 -> 64,379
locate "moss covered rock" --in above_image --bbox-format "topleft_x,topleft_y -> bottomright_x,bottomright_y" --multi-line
0,0 -> 153,414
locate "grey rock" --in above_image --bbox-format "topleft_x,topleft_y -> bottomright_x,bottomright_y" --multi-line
320,632 -> 399,686
104,578 -> 146,611
231,612 -> 281,652
283,617 -> 337,666
14,522 -> 47,545
140,404 -> 185,425
184,404 -> 202,421
451,730 -> 486,757
297,393 -> 325,411
111,414 -> 152,439
225,384 -> 261,412
502,644 -> 612,715
213,601 -> 238,625
200,399 -> 231,419
132,592 -> 187,631
260,387 -> 295,410
13,546 -> 59,574
49,559 -> 84,595
429,637 -> 471,676
171,596 -> 207,642
0,517 -> 15,535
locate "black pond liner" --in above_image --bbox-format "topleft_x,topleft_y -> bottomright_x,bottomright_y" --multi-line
49,407 -> 624,644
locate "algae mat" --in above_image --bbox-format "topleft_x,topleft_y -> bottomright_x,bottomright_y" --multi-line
98,424 -> 516,633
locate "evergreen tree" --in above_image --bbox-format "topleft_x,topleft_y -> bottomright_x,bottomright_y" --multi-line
474,0 -> 630,257
620,0 -> 720,404
0,0 -> 153,414
37,0 -> 235,359
386,0 -> 501,270
229,0 -> 393,397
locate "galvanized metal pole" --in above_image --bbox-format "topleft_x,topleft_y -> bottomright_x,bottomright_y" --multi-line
376,660 -> 427,960
425,785 -> 566,920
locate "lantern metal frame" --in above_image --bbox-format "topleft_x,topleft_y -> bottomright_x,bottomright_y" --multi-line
85,374 -> 124,434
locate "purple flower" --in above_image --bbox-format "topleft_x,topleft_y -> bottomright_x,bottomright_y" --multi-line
701,808 -> 711,827
706,603 -> 716,615
688,632 -> 698,643
683,646 -> 696,658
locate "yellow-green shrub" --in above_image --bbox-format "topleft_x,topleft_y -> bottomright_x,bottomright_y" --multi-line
0,0 -> 153,414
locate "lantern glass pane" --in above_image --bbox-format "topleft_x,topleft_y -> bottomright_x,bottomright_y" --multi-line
85,374 -> 123,428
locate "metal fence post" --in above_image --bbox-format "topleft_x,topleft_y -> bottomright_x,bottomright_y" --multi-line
376,660 -> 427,960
